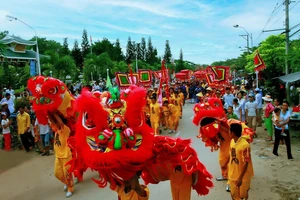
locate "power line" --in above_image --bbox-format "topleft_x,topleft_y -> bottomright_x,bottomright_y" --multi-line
256,0 -> 284,42
268,0 -> 300,29
262,1 -> 284,31
256,0 -> 300,43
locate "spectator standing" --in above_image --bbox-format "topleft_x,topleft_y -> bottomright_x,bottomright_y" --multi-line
1,102 -> 10,118
17,106 -> 34,152
263,95 -> 274,141
1,112 -> 12,151
272,101 -> 293,160
0,93 -> 15,113
255,88 -> 263,126
223,87 -> 235,110
35,118 -> 51,156
245,93 -> 258,137
232,98 -> 242,121
5,85 -> 14,94
237,92 -> 246,122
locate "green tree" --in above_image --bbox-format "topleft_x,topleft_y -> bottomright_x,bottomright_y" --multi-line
54,55 -> 77,80
0,31 -> 9,39
83,53 -> 114,83
81,29 -> 90,57
164,40 -> 172,64
113,39 -> 124,62
176,49 -> 184,72
33,37 -> 62,55
140,37 -> 147,61
146,37 -> 157,65
289,39 -> 300,72
126,37 -> 134,64
92,38 -> 114,57
60,37 -> 70,56
71,39 -> 83,69
136,43 -> 143,60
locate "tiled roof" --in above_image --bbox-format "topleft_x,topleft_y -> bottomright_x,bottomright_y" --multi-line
0,48 -> 37,60
0,35 -> 36,46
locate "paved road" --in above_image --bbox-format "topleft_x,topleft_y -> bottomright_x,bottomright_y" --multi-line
0,104 -> 280,200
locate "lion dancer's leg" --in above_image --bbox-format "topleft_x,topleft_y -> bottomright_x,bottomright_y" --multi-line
170,166 -> 193,200
217,150 -> 230,192
54,156 -> 74,197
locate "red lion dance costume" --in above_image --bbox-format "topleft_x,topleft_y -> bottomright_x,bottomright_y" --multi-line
27,76 -> 86,181
68,85 -> 213,199
192,98 -> 254,181
27,76 -> 76,134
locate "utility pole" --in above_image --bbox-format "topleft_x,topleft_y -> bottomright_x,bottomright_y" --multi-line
239,34 -> 250,53
262,0 -> 291,102
285,0 -> 290,102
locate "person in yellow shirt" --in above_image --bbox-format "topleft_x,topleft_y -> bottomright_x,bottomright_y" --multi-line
173,91 -> 182,119
48,112 -> 74,198
227,123 -> 254,200
163,100 -> 179,134
161,94 -> 169,130
112,174 -> 149,200
178,88 -> 184,107
17,106 -> 34,152
149,93 -> 161,135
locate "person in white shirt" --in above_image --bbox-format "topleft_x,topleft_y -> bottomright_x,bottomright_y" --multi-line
223,87 -> 235,110
236,92 -> 246,122
5,85 -> 14,96
35,118 -> 51,156
255,88 -> 263,126
1,112 -> 12,151
245,93 -> 258,137
0,93 -> 15,113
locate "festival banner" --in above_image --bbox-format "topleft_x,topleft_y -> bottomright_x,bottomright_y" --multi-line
253,51 -> 266,72
206,66 -> 230,84
115,71 -> 151,89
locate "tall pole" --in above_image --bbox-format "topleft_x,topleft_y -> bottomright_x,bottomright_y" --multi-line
17,19 -> 40,75
246,34 -> 250,53
285,0 -> 290,102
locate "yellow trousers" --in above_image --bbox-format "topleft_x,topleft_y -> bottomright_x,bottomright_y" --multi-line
168,115 -> 179,131
151,120 -> 160,135
170,169 -> 192,200
218,154 -> 230,179
54,156 -> 74,192
229,179 -> 251,200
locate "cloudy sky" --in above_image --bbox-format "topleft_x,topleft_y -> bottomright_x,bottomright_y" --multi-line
1,0 -> 300,64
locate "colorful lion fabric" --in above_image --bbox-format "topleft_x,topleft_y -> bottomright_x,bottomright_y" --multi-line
27,76 -> 76,131
193,98 -> 254,151
67,85 -> 213,195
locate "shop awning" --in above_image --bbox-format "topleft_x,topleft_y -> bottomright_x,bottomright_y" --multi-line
277,72 -> 300,83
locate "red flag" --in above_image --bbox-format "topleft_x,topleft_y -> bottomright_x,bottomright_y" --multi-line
254,51 -> 266,72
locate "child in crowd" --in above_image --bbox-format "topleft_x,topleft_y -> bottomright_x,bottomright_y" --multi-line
245,93 -> 258,138
273,108 -> 286,137
149,93 -> 161,135
1,112 -> 12,151
162,100 -> 180,134
227,106 -> 239,120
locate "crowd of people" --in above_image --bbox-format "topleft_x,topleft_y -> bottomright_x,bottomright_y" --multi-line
0,76 -> 297,200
